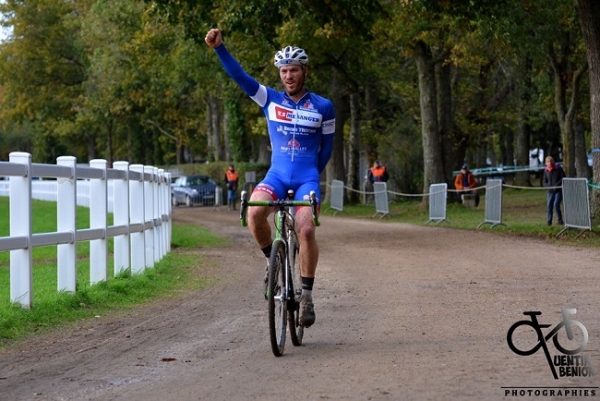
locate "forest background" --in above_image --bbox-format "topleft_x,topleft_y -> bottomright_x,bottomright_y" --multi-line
1,0 -> 600,214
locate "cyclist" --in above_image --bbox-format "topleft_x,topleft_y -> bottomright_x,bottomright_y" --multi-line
205,29 -> 336,328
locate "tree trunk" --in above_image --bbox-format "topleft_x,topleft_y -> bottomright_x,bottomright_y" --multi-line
223,104 -> 230,162
207,94 -> 221,162
347,93 -> 361,204
205,98 -> 213,163
436,61 -> 455,184
106,119 -> 113,167
325,67 -> 349,204
514,57 -> 532,186
574,118 -> 590,178
257,134 -> 271,164
503,127 -> 515,167
548,38 -> 587,177
87,133 -> 96,162
575,0 -> 600,216
570,64 -> 589,178
415,40 -> 444,199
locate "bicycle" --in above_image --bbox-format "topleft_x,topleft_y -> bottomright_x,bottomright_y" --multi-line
240,189 -> 320,357
507,308 -> 589,379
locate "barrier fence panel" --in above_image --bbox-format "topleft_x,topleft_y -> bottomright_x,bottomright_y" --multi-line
372,182 -> 389,219
0,152 -> 172,309
426,183 -> 448,225
326,179 -> 344,215
558,178 -> 592,238
244,171 -> 256,193
214,186 -> 223,209
477,179 -> 506,229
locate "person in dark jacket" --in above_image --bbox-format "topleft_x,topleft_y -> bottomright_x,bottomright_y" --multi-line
542,156 -> 566,226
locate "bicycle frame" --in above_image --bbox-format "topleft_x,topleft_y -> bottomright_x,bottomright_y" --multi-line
240,189 -> 319,301
240,189 -> 320,356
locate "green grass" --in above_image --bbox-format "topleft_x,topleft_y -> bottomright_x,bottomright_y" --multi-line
0,197 -> 227,346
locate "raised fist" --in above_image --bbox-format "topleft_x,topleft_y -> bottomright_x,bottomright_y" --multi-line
205,29 -> 222,48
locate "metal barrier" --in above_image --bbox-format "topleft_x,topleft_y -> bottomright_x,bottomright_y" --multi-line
325,179 -> 345,215
244,171 -> 256,194
425,183 -> 449,225
558,178 -> 592,238
213,186 -> 223,210
372,182 -> 390,218
477,179 -> 506,229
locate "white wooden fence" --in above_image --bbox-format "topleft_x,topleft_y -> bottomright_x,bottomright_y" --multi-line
0,152 -> 172,309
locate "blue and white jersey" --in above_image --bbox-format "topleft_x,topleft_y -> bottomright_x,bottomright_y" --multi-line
215,44 -> 335,200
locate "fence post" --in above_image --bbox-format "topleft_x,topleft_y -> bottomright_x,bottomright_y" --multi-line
165,172 -> 172,253
113,161 -> 130,276
157,169 -> 166,259
153,167 -> 161,264
130,164 -> 145,274
144,165 -> 155,269
9,152 -> 33,308
90,159 -> 108,284
57,156 -> 77,292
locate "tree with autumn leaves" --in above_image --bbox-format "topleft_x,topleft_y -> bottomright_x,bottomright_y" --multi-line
1,0 -> 600,215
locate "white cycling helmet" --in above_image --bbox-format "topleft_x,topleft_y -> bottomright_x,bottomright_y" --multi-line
273,46 -> 308,68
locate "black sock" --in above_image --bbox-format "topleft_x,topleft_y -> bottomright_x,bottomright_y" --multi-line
261,244 -> 272,258
301,276 -> 314,291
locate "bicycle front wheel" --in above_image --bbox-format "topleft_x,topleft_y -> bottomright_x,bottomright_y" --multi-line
268,239 -> 287,356
287,228 -> 304,346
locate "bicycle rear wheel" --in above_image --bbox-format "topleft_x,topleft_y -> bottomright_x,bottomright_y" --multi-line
268,239 -> 287,356
287,228 -> 304,346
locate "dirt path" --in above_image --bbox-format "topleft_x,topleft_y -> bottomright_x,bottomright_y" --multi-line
1,207 -> 599,400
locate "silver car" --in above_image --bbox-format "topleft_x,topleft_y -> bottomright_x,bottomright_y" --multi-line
171,174 -> 217,207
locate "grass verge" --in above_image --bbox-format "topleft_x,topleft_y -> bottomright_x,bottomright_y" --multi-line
0,197 -> 227,347
322,187 -> 600,247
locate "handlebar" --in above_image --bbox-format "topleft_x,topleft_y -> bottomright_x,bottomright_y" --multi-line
240,190 -> 320,227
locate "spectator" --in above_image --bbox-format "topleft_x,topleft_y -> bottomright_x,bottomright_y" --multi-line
224,164 -> 239,211
367,159 -> 389,184
454,164 -> 480,207
542,156 -> 566,226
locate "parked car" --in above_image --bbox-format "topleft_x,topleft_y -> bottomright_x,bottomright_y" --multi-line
171,174 -> 217,207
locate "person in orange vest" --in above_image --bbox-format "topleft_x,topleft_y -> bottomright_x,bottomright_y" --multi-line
224,164 -> 239,210
454,164 -> 480,206
367,159 -> 389,184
